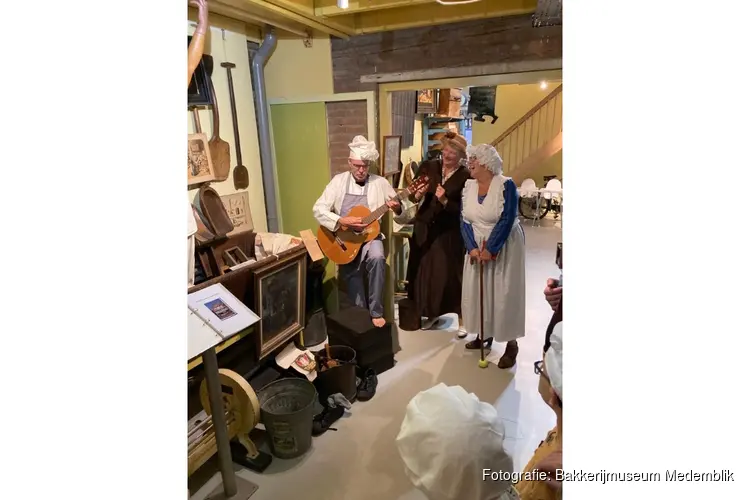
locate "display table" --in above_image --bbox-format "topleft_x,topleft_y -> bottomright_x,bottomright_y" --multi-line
188,310 -> 259,499
189,243 -> 308,364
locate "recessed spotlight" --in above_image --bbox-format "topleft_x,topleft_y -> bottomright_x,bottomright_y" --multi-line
436,0 -> 482,5
540,81 -> 548,90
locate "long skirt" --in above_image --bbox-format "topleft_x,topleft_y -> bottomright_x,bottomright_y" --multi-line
461,224 -> 526,342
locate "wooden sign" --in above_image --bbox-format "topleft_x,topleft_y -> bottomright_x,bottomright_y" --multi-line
468,86 -> 498,124
220,191 -> 254,235
299,229 -> 324,262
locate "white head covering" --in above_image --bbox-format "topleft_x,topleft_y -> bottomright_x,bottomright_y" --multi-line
348,135 -> 380,162
396,383 -> 517,500
467,143 -> 503,175
545,322 -> 562,400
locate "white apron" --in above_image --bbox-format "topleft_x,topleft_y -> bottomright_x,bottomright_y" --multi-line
461,176 -> 525,343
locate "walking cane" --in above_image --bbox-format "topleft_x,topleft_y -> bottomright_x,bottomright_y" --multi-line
478,241 -> 489,369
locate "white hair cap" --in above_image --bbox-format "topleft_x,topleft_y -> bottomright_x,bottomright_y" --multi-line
348,135 -> 380,162
396,383 -> 517,500
545,322 -> 562,400
467,143 -> 503,174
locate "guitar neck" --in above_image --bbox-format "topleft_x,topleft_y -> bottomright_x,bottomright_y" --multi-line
361,190 -> 407,226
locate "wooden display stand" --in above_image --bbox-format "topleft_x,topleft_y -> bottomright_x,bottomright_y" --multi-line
189,237 -> 308,370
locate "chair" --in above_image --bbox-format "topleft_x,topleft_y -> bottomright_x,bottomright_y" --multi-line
540,178 -> 563,228
541,178 -> 562,200
518,178 -> 538,197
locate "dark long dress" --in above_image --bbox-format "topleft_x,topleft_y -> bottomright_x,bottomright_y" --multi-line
405,160 -> 471,318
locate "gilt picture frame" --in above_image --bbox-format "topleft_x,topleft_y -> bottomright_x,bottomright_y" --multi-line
252,253 -> 306,359
382,135 -> 402,177
416,89 -> 438,114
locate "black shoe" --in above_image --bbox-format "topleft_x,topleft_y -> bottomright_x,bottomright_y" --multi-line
357,368 -> 378,401
312,405 -> 345,436
465,337 -> 493,350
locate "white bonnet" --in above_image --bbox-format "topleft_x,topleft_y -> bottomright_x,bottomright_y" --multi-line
348,135 -> 380,162
545,322 -> 563,400
467,143 -> 503,174
396,383 -> 516,500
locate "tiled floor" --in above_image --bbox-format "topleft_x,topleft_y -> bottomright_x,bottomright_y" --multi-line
191,220 -> 562,500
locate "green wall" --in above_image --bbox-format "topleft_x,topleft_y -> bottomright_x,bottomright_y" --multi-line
270,102 -> 338,311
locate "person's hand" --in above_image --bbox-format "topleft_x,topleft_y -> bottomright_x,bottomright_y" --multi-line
435,184 -> 446,202
339,216 -> 367,230
535,449 -> 562,490
469,249 -> 480,264
190,0 -> 209,33
480,249 -> 492,262
544,278 -> 562,310
386,198 -> 400,210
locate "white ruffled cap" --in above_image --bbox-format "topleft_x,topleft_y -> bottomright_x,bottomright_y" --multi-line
396,383 -> 517,500
467,143 -> 503,175
348,135 -> 380,162
545,322 -> 562,400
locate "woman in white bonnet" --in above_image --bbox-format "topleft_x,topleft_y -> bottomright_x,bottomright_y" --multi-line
396,383 -> 519,500
460,144 -> 525,369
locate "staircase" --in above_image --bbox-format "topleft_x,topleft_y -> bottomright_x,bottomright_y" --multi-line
491,84 -> 562,183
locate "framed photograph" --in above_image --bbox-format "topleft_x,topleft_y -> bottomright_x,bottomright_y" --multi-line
188,35 -> 214,107
416,89 -> 438,114
381,135 -> 402,177
188,133 -> 216,186
253,253 -> 306,359
220,191 -> 254,235
204,297 -> 237,321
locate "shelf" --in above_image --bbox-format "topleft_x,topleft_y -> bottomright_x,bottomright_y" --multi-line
425,116 -> 465,123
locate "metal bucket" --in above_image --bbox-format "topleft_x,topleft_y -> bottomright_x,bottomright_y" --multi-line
314,345 -> 358,403
257,378 -> 317,459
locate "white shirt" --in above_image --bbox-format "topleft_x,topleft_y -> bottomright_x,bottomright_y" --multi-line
313,172 -> 400,232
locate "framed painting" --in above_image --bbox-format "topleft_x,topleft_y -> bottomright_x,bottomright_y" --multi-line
381,135 -> 402,177
252,253 -> 306,359
188,133 -> 216,186
188,35 -> 214,107
416,89 -> 437,114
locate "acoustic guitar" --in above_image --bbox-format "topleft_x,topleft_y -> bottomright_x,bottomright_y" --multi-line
317,175 -> 429,265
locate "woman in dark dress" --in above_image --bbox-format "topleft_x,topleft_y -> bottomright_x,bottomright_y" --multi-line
405,131 -> 471,328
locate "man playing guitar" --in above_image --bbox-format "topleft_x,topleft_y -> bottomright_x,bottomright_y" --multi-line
313,136 -> 403,327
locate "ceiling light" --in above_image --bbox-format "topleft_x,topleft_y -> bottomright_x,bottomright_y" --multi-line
540,81 -> 548,90
337,0 -> 349,8
436,0 -> 482,5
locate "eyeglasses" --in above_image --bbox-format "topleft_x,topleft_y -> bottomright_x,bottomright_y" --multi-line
350,162 -> 369,171
534,360 -> 549,382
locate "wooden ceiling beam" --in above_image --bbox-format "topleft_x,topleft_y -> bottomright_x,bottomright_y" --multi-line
210,1 -> 310,37
350,0 -> 537,34
315,0 -> 435,18
254,0 -> 356,36
215,0 -> 353,38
